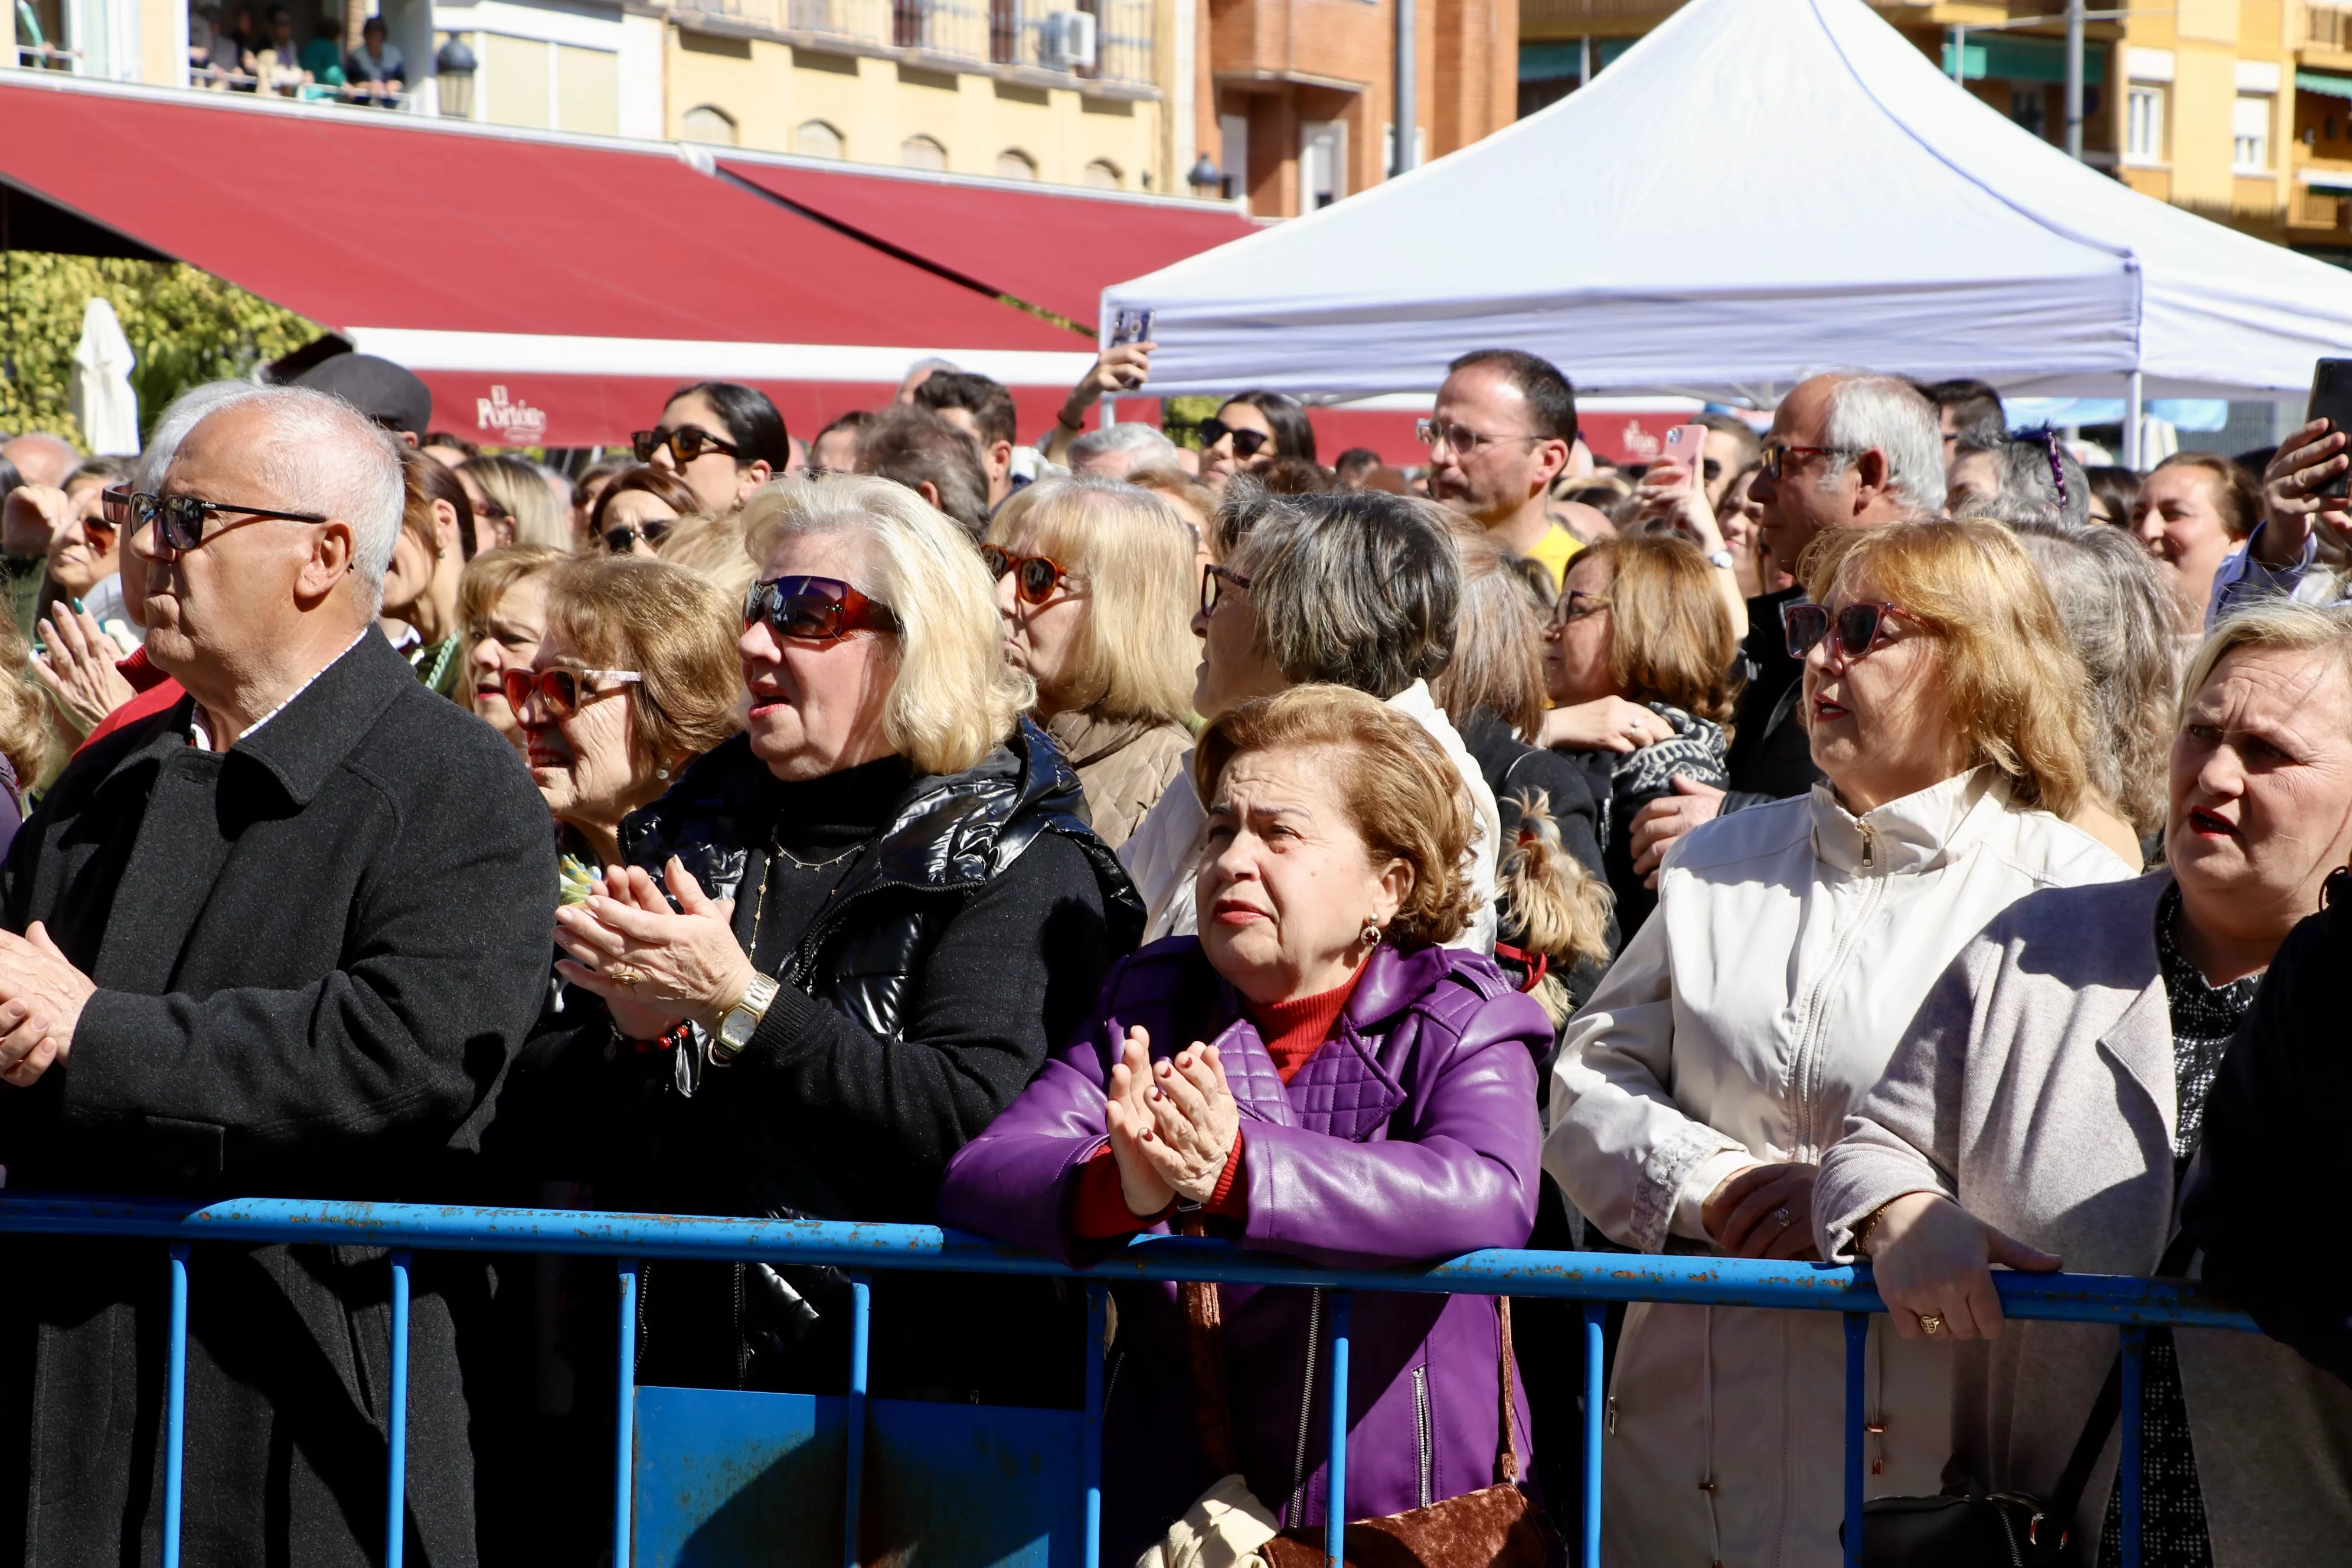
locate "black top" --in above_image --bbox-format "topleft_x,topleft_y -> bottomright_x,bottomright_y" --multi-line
1453,711 -> 1616,1017
1724,584 -> 1822,801
746,752 -> 917,974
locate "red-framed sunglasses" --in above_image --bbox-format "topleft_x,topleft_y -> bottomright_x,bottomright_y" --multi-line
502,667 -> 642,720
744,575 -> 900,643
981,544 -> 1075,605
1781,600 -> 1939,660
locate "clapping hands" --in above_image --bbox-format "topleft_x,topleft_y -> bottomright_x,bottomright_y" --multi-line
1103,1026 -> 1239,1219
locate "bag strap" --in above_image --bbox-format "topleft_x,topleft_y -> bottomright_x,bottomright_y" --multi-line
1496,1295 -> 1521,1485
2047,1227 -> 2199,1521
1177,1216 -> 1239,1477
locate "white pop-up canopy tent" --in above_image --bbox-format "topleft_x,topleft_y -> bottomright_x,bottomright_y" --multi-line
1106,0 -> 2352,453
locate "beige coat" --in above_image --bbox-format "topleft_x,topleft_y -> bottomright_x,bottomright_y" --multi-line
1815,871 -> 2352,1567
1044,708 -> 1193,850
1545,768 -> 2127,1568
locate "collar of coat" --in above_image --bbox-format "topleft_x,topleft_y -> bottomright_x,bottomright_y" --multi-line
1805,764 -> 2010,876
108,631 -> 414,808
1042,707 -> 1182,772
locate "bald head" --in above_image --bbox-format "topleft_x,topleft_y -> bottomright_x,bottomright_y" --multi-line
3,433 -> 77,490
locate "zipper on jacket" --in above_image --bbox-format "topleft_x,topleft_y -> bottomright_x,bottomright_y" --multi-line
1786,868 -> 1888,1155
1860,822 -> 1876,869
1412,1366 -> 1433,1508
1288,1287 -> 1324,1526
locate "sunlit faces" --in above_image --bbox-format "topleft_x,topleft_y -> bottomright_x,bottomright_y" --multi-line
2132,465 -> 2237,625
1799,569 -> 1968,814
1541,552 -> 1617,708
740,530 -> 900,782
468,573 -> 553,753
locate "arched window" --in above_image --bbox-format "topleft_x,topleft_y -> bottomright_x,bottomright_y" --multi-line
794,119 -> 845,159
994,148 -> 1038,180
900,135 -> 948,171
680,104 -> 738,145
1083,158 -> 1121,190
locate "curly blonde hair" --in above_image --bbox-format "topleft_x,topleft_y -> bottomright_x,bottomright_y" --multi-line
1193,685 -> 1476,948
1801,518 -> 2091,818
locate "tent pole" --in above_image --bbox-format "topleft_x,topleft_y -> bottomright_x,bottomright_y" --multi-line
2124,371 -> 2144,470
2064,0 -> 2086,161
1392,0 -> 1416,176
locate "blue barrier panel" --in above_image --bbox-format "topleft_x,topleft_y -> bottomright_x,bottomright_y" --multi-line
0,1195 -> 2256,1568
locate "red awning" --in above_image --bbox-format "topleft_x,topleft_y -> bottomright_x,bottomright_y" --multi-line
720,155 -> 1262,328
0,75 -> 1093,445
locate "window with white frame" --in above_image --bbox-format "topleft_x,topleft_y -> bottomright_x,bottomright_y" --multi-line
2126,84 -> 2164,162
2234,93 -> 2272,171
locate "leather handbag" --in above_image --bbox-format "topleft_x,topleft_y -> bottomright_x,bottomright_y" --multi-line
1182,1265 -> 1554,1568
1848,1232 -> 2194,1566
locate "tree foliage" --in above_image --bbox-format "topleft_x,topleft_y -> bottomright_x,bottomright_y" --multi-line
0,253 -> 320,447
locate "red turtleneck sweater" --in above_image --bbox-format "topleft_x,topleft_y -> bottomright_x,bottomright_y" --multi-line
1070,962 -> 1368,1240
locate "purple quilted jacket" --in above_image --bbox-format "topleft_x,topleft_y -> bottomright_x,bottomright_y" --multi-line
937,936 -> 1550,1557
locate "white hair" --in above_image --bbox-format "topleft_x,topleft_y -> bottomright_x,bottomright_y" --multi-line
136,381 -> 266,490
174,386 -> 407,613
1067,421 -> 1180,476
1818,373 -> 1943,517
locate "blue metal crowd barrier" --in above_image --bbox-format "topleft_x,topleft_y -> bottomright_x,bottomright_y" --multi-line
0,1195 -> 2256,1568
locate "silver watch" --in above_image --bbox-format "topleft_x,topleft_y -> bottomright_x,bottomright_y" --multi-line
714,972 -> 780,1062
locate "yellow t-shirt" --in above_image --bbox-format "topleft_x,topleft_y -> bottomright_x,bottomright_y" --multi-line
1522,524 -> 1583,598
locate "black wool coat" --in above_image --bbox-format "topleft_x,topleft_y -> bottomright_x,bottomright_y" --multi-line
0,631 -> 557,1568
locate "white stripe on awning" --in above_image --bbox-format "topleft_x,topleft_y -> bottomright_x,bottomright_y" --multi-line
2300,168 -> 2352,192
343,329 -> 1097,387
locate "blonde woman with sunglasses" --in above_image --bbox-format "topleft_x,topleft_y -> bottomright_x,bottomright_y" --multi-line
985,476 -> 1198,847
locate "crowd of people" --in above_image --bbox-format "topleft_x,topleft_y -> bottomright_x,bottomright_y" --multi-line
0,335 -> 2346,1568
186,4 -> 408,103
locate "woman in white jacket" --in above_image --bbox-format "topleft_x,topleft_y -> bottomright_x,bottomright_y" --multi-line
1544,518 -> 2130,1567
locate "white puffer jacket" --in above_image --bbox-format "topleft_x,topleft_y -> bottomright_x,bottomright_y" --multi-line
1544,767 -> 2127,1568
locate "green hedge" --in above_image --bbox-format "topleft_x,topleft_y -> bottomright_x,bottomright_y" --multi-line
0,253 -> 320,448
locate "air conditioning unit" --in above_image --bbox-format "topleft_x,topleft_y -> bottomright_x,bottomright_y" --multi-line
1040,9 -> 1097,70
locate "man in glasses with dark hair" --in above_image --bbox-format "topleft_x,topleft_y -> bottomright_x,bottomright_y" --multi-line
1424,347 -> 1583,594
0,386 -> 556,1566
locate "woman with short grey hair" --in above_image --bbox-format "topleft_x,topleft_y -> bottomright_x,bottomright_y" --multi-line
1119,489 -> 1502,948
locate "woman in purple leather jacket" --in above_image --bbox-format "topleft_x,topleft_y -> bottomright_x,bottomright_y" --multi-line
939,685 -> 1551,1557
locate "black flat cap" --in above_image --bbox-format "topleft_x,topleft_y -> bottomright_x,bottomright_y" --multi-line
292,353 -> 433,439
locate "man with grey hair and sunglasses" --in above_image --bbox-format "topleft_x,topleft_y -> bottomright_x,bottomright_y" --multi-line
0,386 -> 555,1564
1626,371 -> 1942,882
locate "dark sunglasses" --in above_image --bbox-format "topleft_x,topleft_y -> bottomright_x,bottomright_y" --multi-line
602,520 -> 671,555
632,426 -> 740,465
1197,418 -> 1269,460
1200,563 -> 1253,616
1781,599 -> 1938,660
745,574 -> 900,643
1758,442 -> 1858,482
113,488 -> 328,553
501,666 -> 641,720
981,544 -> 1074,605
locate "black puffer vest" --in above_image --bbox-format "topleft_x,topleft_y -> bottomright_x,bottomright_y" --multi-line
621,714 -> 1142,1061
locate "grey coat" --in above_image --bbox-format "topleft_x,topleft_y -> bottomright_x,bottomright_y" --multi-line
1815,871 -> 2352,1566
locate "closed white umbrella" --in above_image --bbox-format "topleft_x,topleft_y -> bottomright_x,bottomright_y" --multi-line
68,296 -> 139,456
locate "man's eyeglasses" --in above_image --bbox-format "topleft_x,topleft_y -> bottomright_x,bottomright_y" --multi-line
632,426 -> 740,466
1781,599 -> 1939,661
502,667 -> 642,720
603,520 -> 671,555
1757,442 -> 1859,482
1197,419 -> 1269,460
1416,419 -> 1544,458
111,488 -> 329,553
1200,563 -> 1252,616
745,575 -> 900,643
981,544 -> 1076,606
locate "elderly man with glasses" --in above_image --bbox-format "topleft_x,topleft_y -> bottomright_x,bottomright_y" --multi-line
0,386 -> 556,1565
1626,370 -> 1943,884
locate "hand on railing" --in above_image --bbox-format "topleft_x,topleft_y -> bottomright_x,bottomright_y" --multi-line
1703,1161 -> 1822,1262
1860,1191 -> 2062,1342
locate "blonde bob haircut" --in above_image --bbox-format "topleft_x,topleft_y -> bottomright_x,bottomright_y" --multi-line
742,474 -> 1031,777
542,556 -> 745,778
459,543 -> 569,632
1574,533 -> 1742,730
1194,685 -> 1477,949
986,477 -> 1198,727
2180,600 -> 2352,727
1801,517 -> 2090,819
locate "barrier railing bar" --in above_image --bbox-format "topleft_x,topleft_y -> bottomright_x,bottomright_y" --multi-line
2119,1327 -> 2144,1568
387,1250 -> 411,1568
845,1274 -> 871,1568
1,1199 -> 2254,1331
164,1242 -> 189,1568
615,1259 -> 639,1568
1082,1286 -> 1105,1568
1580,1301 -> 1603,1568
1325,1291 -> 1352,1568
1841,1312 -> 1866,1568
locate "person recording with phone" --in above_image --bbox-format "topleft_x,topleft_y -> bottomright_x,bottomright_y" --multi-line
2210,417 -> 2352,622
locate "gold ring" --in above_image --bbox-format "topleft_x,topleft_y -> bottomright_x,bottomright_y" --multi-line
1917,1313 -> 1945,1337
607,963 -> 645,988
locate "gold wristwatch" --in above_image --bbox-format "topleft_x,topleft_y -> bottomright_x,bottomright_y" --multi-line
713,973 -> 779,1063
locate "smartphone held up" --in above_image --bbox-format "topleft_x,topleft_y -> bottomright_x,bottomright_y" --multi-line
2306,358 -> 2352,501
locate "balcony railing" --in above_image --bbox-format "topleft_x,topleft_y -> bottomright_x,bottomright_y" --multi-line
2311,1 -> 2352,53
681,0 -> 1155,88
